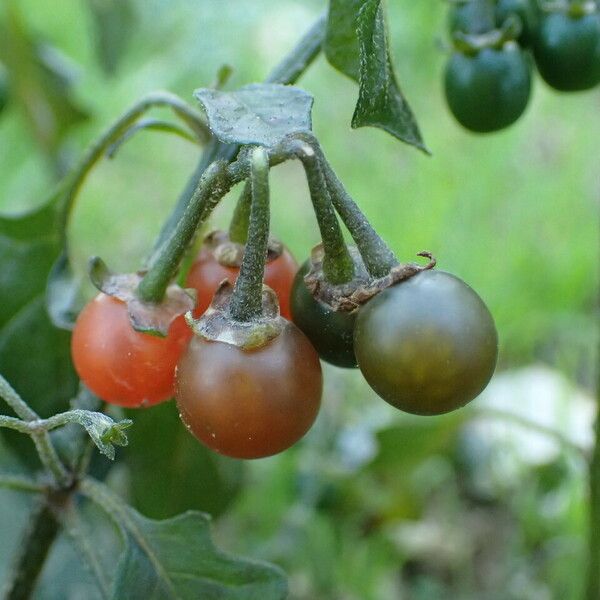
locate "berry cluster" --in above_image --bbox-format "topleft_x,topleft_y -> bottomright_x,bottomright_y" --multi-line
71,136 -> 498,460
444,0 -> 600,133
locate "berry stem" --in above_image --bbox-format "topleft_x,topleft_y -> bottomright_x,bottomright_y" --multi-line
306,138 -> 399,278
229,147 -> 271,322
147,13 -> 326,266
137,160 -> 231,303
228,181 -> 252,244
287,139 -> 355,285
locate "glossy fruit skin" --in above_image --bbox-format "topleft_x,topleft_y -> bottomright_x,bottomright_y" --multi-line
496,0 -> 539,46
186,245 -> 297,319
71,294 -> 191,407
444,44 -> 532,132
176,322 -> 322,459
448,2 -> 487,34
533,12 -> 600,91
354,270 -> 498,416
290,261 -> 357,368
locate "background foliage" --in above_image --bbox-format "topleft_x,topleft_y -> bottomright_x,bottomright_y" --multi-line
0,0 -> 598,598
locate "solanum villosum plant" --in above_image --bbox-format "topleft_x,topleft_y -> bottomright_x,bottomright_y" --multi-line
0,0 -> 597,598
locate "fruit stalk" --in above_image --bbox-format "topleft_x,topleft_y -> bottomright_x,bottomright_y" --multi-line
149,13 -> 327,265
307,139 -> 399,278
229,147 -> 271,321
228,181 -> 252,244
136,161 -> 230,303
288,139 -> 355,285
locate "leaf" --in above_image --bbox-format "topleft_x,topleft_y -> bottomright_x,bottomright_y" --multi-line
194,83 -> 313,147
0,197 -> 78,467
352,0 -> 426,151
110,508 -> 288,600
324,0 -> 427,152
78,478 -> 286,599
46,252 -> 85,331
369,412 -> 466,472
324,0 -> 362,80
0,203 -> 59,328
87,0 -> 136,76
124,401 -> 243,520
0,1 -> 89,155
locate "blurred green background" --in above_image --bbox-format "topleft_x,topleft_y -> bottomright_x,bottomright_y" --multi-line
0,0 -> 598,598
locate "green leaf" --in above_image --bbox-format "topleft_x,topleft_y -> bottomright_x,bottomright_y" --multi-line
0,1 -> 89,154
352,0 -> 426,151
0,197 -> 78,466
114,509 -> 286,599
124,401 -> 243,520
111,508 -> 288,600
87,0 -> 136,76
324,0 -> 362,80
369,412 -> 466,471
325,0 -> 427,151
46,252 -> 85,331
194,83 -> 313,147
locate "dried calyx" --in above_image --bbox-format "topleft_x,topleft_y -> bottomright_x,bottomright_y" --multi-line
202,230 -> 285,268
304,245 -> 437,312
88,256 -> 195,337
186,280 -> 286,350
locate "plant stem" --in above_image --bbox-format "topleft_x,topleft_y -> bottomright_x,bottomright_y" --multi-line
149,12 -> 326,266
228,181 -> 252,244
265,12 -> 327,85
136,160 -> 231,303
0,374 -> 39,422
31,434 -> 71,489
287,140 -> 354,284
304,138 -> 399,278
229,148 -> 270,321
0,375 -> 70,487
0,474 -> 46,494
586,338 -> 600,600
58,91 -> 210,242
473,407 -> 588,460
1,498 -> 61,600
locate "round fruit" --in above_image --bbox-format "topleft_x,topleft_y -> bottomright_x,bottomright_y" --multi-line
290,261 -> 357,368
354,270 -> 498,416
176,322 -> 322,459
449,1 -> 480,34
533,11 -> 600,91
71,293 -> 191,407
444,43 -> 532,132
186,243 -> 297,319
